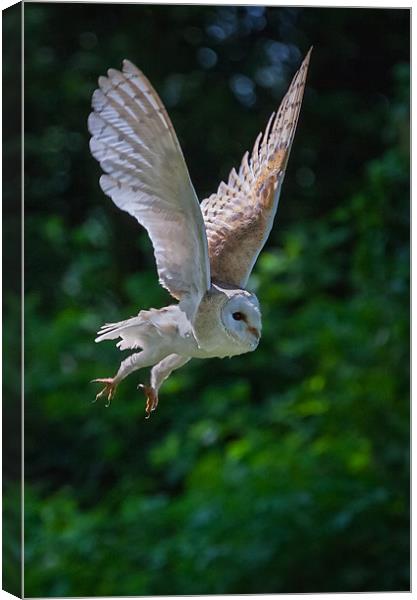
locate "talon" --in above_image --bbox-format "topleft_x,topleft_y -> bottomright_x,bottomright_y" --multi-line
138,384 -> 158,419
91,378 -> 117,406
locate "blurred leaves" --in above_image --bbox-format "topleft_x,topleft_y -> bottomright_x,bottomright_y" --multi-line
15,4 -> 411,596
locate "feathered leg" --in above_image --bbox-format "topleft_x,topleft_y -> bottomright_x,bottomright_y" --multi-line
139,354 -> 190,418
92,348 -> 167,407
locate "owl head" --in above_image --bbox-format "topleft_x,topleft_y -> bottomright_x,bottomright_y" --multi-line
220,289 -> 262,351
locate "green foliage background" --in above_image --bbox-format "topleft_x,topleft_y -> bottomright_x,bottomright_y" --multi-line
7,3 -> 411,596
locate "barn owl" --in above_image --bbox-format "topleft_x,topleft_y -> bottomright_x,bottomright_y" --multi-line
89,48 -> 311,417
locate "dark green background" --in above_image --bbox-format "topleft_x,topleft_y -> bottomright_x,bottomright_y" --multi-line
7,3 -> 411,595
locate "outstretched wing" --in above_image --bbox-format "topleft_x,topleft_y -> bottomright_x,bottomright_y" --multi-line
201,48 -> 312,288
88,60 -> 210,321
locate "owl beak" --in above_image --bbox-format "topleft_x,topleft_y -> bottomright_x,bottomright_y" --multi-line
247,326 -> 260,340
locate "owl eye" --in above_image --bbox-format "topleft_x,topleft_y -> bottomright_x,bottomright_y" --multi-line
232,311 -> 244,321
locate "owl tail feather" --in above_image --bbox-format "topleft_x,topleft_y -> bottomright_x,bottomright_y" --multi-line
95,315 -> 147,350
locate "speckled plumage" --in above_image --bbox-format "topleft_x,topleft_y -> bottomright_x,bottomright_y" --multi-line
201,49 -> 311,288
89,49 -> 311,417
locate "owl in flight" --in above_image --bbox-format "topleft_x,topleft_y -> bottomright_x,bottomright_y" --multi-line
89,48 -> 311,417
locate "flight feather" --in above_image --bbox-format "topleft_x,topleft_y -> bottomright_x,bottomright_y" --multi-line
88,59 -> 211,321
200,48 -> 312,288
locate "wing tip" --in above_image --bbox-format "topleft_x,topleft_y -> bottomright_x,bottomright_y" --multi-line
122,58 -> 140,76
302,46 -> 313,69
107,67 -> 121,79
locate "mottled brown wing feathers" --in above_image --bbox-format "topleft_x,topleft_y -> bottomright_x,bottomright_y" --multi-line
201,48 -> 312,288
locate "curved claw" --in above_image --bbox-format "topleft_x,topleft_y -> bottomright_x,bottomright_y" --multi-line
91,378 -> 117,407
138,384 -> 159,419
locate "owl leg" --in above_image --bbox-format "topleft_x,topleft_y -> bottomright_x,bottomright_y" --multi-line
139,354 -> 190,418
92,349 -> 166,407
